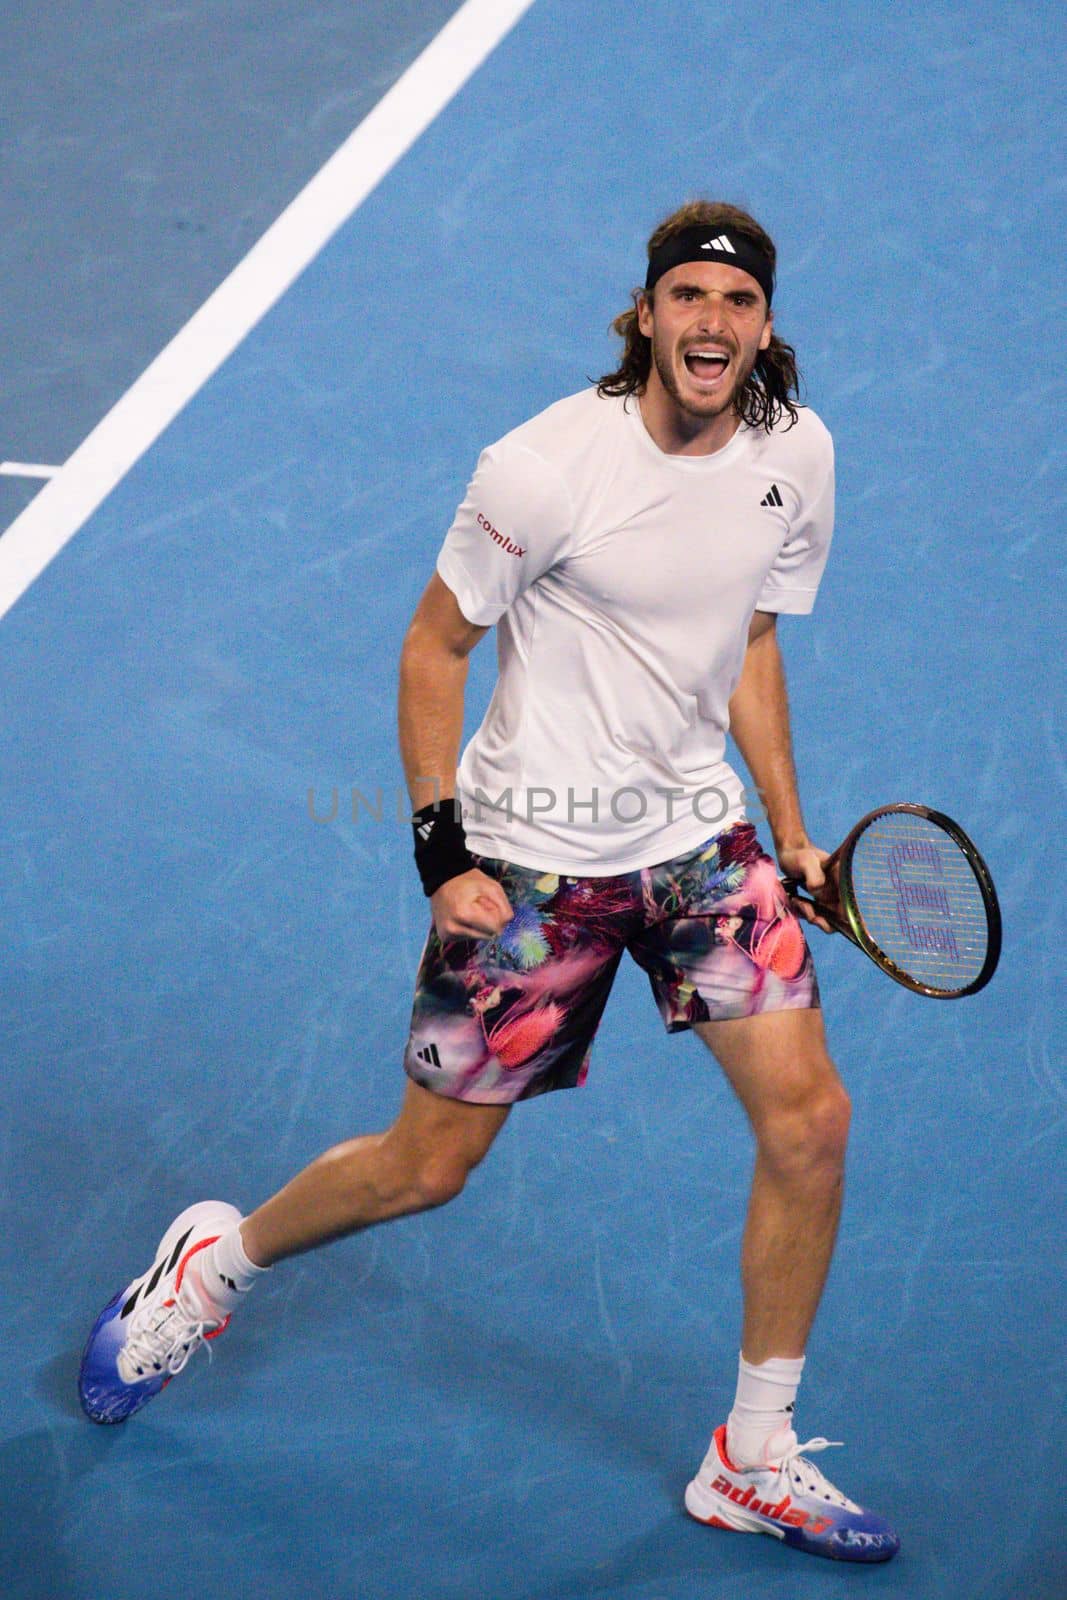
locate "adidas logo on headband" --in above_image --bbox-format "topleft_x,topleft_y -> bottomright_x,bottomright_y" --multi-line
701,235 -> 737,255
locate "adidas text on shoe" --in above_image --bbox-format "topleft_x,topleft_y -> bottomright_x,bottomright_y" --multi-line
684,1425 -> 899,1563
78,1200 -> 242,1425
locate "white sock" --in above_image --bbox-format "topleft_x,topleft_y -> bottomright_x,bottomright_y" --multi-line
726,1352 -> 805,1468
197,1222 -> 270,1314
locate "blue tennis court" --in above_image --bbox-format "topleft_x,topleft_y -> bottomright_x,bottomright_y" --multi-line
1,3 -> 1063,1596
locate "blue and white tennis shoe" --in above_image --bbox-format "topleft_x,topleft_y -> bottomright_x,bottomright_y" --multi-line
78,1200 -> 240,1424
685,1425 -> 899,1562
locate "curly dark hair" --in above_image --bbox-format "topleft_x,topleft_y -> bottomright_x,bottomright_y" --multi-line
597,200 -> 801,432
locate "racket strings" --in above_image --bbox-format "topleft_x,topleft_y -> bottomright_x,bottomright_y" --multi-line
847,814 -> 990,991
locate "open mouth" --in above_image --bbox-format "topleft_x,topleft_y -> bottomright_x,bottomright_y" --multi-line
683,348 -> 731,386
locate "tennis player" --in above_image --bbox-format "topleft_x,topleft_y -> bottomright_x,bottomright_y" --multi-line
79,201 -> 899,1564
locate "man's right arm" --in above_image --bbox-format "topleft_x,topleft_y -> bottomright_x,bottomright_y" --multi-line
398,572 -> 513,940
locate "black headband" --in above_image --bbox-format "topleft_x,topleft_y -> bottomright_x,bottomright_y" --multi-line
645,226 -> 774,307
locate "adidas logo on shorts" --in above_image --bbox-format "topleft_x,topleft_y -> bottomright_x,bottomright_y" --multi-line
415,1042 -> 442,1068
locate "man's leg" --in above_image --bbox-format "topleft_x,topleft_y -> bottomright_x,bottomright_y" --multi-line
683,1006 -> 896,1560
693,1006 -> 849,1363
77,1080 -> 508,1423
241,1079 -> 510,1265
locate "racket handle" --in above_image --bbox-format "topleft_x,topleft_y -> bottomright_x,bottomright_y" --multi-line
780,877 -> 858,944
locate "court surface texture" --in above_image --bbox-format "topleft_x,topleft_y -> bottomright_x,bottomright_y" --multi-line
1,3 -> 1063,1598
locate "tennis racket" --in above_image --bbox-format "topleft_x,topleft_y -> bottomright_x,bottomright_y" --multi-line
784,804 -> 1001,998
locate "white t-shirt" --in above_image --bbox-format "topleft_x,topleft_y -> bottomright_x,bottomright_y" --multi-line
436,388 -> 834,875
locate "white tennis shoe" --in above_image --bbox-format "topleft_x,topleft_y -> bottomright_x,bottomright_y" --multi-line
685,1424 -> 899,1562
78,1200 -> 240,1424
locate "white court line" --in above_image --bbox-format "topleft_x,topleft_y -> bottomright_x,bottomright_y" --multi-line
0,0 -> 536,621
1,461 -> 61,480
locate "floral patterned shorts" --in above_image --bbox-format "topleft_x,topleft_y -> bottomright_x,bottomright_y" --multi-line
403,821 -> 818,1103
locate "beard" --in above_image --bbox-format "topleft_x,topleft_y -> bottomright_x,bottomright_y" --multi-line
651,334 -> 757,423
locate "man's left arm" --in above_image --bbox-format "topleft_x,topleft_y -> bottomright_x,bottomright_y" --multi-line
728,610 -> 832,930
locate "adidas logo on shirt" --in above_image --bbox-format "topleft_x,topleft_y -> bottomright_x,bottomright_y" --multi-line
701,235 -> 737,255
760,484 -> 784,508
415,1042 -> 442,1068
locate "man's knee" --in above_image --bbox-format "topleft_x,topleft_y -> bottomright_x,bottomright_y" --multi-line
758,1074 -> 851,1180
410,1147 -> 482,1210
375,1088 -> 506,1213
804,1079 -> 851,1164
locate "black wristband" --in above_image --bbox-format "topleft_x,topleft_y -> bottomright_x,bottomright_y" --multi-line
412,800 -> 476,897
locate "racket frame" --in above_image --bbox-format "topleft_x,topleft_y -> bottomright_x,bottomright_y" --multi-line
787,803 -> 1001,999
